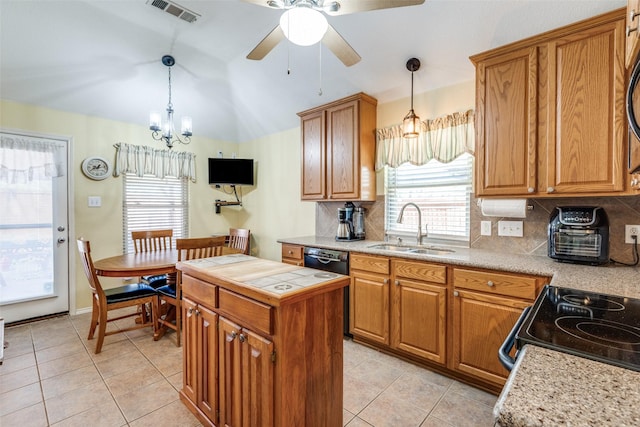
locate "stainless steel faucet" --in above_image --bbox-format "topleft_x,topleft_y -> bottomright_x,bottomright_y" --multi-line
396,202 -> 427,245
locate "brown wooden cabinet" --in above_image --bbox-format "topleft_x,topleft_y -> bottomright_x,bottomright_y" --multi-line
350,253 -> 390,344
391,259 -> 447,365
627,0 -> 640,68
280,244 -> 303,266
451,268 -> 547,387
179,257 -> 347,427
472,8 -> 629,197
298,93 -> 377,201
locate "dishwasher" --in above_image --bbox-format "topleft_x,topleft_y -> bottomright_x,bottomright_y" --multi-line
303,247 -> 350,336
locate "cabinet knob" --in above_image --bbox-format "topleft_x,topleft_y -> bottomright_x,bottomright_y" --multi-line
453,291 -> 459,297
239,333 -> 246,343
487,280 -> 495,287
195,309 -> 200,316
383,278 -> 389,285
188,308 -> 193,314
632,178 -> 639,187
527,187 -> 535,193
395,280 -> 400,286
230,331 -> 237,341
288,250 -> 293,255
547,186 -> 555,193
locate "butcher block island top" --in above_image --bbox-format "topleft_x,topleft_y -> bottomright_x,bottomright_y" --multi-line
176,254 -> 350,427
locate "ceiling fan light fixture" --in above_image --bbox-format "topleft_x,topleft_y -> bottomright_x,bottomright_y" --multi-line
279,7 -> 328,46
402,57 -> 421,139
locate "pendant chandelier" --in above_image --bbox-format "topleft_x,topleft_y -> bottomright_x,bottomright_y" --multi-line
149,55 -> 192,149
402,57 -> 421,138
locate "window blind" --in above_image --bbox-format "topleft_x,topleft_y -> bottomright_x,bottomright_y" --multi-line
385,153 -> 473,242
122,174 -> 188,253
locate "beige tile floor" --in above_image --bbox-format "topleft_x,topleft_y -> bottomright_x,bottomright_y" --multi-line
0,310 -> 497,426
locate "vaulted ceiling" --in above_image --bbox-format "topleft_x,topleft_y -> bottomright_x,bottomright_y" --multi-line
0,0 -> 625,142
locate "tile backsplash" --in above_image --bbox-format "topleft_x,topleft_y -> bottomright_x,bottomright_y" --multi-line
315,195 -> 640,261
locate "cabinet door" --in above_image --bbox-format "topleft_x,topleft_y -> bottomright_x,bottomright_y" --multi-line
391,278 -> 447,364
627,0 -> 640,68
452,289 -> 530,386
197,304 -> 218,422
326,100 -> 359,200
351,270 -> 389,344
545,19 -> 626,194
241,329 -> 274,427
182,298 -> 198,404
219,317 -> 243,427
475,46 -> 538,196
301,110 -> 326,200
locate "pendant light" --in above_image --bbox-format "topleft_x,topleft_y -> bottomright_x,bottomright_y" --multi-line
402,57 -> 421,138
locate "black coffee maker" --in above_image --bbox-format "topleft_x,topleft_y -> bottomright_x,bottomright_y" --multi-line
336,202 -> 365,241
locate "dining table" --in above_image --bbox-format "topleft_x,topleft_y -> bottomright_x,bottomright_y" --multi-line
93,246 -> 241,340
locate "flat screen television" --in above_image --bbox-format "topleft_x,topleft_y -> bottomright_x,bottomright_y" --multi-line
208,158 -> 254,186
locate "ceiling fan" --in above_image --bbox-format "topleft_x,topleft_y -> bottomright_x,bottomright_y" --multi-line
243,0 -> 425,67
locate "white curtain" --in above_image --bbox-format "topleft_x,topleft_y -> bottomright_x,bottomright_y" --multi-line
376,109 -> 475,170
0,133 -> 66,183
113,142 -> 197,182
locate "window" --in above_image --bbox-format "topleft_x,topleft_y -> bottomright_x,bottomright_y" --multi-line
385,153 -> 473,243
122,174 -> 188,253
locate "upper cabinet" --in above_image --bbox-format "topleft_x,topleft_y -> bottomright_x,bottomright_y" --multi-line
627,0 -> 640,68
298,93 -> 377,201
471,8 -> 629,198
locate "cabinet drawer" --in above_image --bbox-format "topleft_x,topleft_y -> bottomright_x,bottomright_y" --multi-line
182,274 -> 217,308
393,259 -> 446,285
453,268 -> 541,300
218,288 -> 273,336
281,244 -> 303,261
351,253 -> 390,275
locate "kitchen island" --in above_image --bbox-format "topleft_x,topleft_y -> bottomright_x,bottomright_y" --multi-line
176,254 -> 350,427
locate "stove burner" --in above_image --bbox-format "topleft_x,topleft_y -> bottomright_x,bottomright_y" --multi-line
555,316 -> 640,352
274,284 -> 293,291
562,294 -> 625,311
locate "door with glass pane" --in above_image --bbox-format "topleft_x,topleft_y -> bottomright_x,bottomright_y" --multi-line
0,132 -> 69,324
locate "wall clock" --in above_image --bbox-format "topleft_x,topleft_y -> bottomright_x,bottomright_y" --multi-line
81,156 -> 112,180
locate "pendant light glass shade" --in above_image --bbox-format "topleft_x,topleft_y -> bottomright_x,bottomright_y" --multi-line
402,57 -> 421,139
280,8 -> 328,46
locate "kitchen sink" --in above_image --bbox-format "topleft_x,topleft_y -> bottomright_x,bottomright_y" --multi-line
367,244 -> 455,255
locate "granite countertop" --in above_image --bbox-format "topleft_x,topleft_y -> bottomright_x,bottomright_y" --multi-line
494,345 -> 640,427
278,236 -> 640,426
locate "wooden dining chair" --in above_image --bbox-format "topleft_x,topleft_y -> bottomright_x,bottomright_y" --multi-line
228,228 -> 250,255
131,229 -> 173,253
155,236 -> 226,346
77,238 -> 159,354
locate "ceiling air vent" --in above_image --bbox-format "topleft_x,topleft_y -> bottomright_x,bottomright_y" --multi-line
147,0 -> 200,23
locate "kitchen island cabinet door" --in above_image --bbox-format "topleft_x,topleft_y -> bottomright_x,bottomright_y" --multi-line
182,298 -> 198,405
219,316 -> 274,427
452,289 -> 530,387
473,46 -> 538,197
544,18 -> 626,195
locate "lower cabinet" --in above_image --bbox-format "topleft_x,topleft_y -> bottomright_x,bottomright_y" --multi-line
218,316 -> 274,427
281,244 -> 303,266
350,253 -> 548,391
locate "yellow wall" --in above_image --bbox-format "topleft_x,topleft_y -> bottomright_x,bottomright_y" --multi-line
0,80 -> 474,313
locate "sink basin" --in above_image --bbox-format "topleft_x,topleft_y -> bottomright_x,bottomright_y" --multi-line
367,244 -> 415,252
367,244 -> 455,255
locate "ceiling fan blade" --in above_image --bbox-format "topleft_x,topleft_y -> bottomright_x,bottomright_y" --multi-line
240,0 -> 282,9
322,25 -> 361,67
325,0 -> 425,16
247,25 -> 285,60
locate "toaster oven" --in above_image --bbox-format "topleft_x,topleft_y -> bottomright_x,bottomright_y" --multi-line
548,206 -> 609,265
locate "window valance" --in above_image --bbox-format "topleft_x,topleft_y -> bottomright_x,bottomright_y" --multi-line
0,133 -> 66,183
375,109 -> 475,170
113,143 -> 196,182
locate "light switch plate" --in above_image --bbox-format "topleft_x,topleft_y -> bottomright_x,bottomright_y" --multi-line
498,220 -> 523,237
481,221 -> 492,236
88,196 -> 101,207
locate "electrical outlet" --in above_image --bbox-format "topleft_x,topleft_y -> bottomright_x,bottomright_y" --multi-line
625,225 -> 640,244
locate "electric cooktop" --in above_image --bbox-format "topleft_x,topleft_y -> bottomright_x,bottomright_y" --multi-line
516,285 -> 640,372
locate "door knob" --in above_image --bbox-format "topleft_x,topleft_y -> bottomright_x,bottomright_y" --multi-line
57,226 -> 65,232
57,238 -> 66,244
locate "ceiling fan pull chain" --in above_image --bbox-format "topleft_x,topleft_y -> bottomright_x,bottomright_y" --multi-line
318,42 -> 323,96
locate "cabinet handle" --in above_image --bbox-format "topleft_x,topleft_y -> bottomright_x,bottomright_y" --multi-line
631,9 -> 640,21
527,187 -> 535,193
628,25 -> 639,37
547,186 -> 555,193
239,333 -> 246,343
453,291 -> 459,297
487,280 -> 495,287
395,280 -> 400,286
